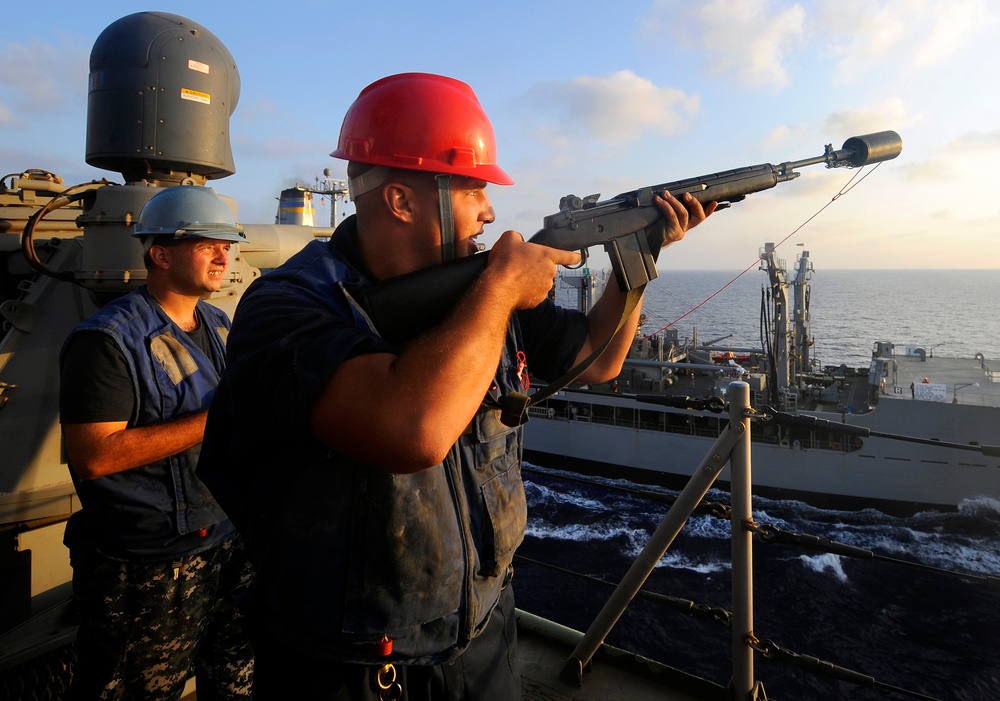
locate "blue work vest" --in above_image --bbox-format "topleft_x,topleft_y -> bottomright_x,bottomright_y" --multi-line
200,232 -> 528,665
62,286 -> 235,561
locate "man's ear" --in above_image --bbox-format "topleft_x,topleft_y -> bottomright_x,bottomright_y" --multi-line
148,243 -> 171,269
382,182 -> 417,223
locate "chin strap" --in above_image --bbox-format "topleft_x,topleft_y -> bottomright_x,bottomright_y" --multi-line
436,174 -> 455,263
347,165 -> 391,200
486,285 -> 646,427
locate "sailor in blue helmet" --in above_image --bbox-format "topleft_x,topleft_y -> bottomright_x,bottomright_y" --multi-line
198,73 -> 715,700
59,185 -> 254,700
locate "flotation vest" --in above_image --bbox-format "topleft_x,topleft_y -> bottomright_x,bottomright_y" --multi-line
62,286 -> 234,560
200,223 -> 528,664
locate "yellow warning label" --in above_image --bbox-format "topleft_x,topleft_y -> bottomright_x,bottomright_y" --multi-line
180,88 -> 211,105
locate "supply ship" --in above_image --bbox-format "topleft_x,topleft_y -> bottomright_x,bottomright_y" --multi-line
523,246 -> 1000,514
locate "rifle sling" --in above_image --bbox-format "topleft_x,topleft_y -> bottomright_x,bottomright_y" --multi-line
488,285 -> 645,427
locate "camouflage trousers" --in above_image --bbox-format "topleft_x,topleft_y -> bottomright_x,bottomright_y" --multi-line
67,536 -> 254,701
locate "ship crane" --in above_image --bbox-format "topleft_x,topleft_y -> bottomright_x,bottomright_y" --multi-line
759,243 -> 813,410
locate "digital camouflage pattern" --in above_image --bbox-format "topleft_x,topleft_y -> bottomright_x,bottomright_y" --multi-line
68,536 -> 253,700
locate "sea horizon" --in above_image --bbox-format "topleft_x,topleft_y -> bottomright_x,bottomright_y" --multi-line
557,267 -> 1000,370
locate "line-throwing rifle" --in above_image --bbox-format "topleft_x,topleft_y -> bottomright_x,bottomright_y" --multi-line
351,131 -> 902,348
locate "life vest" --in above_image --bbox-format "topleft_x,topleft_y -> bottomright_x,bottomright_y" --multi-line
62,286 -> 234,561
200,224 -> 527,664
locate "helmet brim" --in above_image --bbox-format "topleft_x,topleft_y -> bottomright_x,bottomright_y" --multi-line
139,228 -> 247,243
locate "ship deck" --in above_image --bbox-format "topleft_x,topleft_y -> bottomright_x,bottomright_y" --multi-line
883,351 -> 1000,407
517,610 -> 724,701
179,611 -> 726,701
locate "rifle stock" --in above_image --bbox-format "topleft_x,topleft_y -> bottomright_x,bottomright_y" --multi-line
351,130 -> 901,346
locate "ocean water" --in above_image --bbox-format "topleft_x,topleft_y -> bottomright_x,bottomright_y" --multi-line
516,471 -> 1000,701
518,267 -> 1000,700
629,267 -> 1000,369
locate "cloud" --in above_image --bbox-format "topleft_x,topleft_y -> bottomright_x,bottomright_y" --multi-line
898,156 -> 955,182
821,98 -> 917,137
911,0 -> 997,67
817,0 -> 999,82
816,1 -> 907,82
646,0 -> 806,90
0,36 -> 89,118
233,96 -> 286,126
893,129 -> 1000,191
889,129 -> 1000,186
948,129 -> 1000,153
644,0 -> 998,94
231,132 -> 329,160
763,98 -> 916,153
763,123 -> 823,148
519,70 -> 700,146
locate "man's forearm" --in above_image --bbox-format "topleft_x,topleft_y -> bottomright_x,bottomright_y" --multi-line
64,411 -> 208,480
573,284 -> 644,384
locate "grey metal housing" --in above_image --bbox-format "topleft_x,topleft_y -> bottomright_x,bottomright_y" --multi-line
85,12 -> 240,180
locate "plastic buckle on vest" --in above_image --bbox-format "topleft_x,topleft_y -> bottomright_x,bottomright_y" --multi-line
499,391 -> 530,427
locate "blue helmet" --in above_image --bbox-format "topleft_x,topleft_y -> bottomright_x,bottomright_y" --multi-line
134,186 -> 246,242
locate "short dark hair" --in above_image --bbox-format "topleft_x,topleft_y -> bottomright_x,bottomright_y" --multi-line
140,235 -> 186,269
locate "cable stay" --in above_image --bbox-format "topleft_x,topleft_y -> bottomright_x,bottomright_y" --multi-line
747,636 -> 944,701
513,554 -> 732,627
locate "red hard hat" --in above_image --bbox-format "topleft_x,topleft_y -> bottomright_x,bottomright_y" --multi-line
330,73 -> 514,186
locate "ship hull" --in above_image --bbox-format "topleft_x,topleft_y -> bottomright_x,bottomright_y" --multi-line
522,389 -> 1000,513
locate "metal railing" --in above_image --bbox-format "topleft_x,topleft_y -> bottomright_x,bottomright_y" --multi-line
559,381 -> 759,697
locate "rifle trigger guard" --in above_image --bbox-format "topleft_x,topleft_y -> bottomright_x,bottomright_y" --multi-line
563,248 -> 588,270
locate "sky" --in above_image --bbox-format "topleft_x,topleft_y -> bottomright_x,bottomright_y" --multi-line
3,0 -> 999,271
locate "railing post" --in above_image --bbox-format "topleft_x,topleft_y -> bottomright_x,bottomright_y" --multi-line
728,381 -> 755,698
560,413 -> 745,687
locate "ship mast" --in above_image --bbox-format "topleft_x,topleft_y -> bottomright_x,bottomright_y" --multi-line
313,169 -> 350,227
792,248 -> 814,376
759,243 -> 812,409
760,243 -> 791,405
